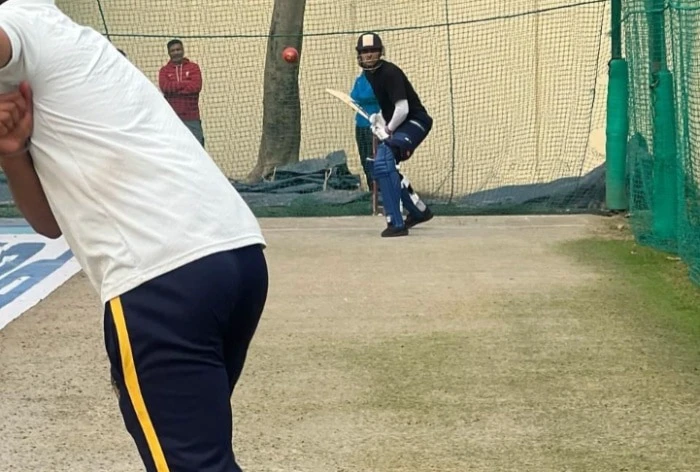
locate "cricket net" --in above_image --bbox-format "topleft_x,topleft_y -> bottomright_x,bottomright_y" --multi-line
19,0 -> 609,217
623,0 -> 700,283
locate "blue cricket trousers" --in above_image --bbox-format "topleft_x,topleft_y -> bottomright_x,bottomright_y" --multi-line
103,244 -> 268,472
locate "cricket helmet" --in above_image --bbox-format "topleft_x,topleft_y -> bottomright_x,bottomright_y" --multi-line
356,32 -> 384,70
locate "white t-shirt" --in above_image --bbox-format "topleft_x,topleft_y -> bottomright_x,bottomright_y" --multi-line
0,0 -> 266,303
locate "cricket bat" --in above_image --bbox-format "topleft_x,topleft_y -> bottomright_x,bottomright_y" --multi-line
324,89 -> 371,120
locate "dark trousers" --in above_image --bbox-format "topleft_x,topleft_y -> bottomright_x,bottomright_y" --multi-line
104,244 -> 268,472
355,125 -> 375,189
385,112 -> 433,162
183,119 -> 205,148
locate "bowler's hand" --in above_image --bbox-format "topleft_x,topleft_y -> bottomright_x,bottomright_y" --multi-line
0,89 -> 25,136
0,81 -> 33,156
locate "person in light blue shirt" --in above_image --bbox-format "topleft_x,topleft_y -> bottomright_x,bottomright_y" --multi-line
350,72 -> 381,190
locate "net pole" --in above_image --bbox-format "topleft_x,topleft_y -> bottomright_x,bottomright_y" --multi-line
674,3 -> 698,283
647,0 -> 678,245
444,0 -> 457,203
605,0 -> 629,211
534,0 -> 541,181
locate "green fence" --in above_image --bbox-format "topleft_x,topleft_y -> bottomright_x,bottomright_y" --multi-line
624,0 -> 700,283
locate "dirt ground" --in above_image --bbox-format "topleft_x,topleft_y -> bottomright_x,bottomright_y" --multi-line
1,215 -> 698,471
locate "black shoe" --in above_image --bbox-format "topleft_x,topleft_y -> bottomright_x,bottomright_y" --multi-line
381,225 -> 409,237
405,207 -> 434,229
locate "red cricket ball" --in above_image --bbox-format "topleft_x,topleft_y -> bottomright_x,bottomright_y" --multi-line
282,46 -> 299,64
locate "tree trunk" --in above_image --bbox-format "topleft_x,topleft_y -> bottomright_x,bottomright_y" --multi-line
247,0 -> 307,182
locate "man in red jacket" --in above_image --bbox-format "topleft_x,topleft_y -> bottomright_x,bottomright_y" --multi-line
159,39 -> 205,147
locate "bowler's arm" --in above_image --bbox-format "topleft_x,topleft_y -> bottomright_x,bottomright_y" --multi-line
0,27 -> 61,239
1,151 -> 62,239
0,26 -> 11,67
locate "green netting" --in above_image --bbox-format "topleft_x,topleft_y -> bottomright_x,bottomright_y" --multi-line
624,0 -> 700,284
1,0 -> 604,218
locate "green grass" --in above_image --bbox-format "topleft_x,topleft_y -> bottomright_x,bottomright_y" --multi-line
560,238 -> 700,343
322,237 -> 700,470
235,229 -> 700,471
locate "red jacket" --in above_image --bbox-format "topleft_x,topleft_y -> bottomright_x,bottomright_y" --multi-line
158,58 -> 202,120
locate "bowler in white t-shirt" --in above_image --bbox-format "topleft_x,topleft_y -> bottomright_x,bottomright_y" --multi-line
0,1 -> 268,471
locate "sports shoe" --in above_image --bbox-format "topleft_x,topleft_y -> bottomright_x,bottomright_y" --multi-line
381,225 -> 409,237
404,207 -> 434,229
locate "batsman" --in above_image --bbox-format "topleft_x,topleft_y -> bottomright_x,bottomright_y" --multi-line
357,32 -> 434,237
